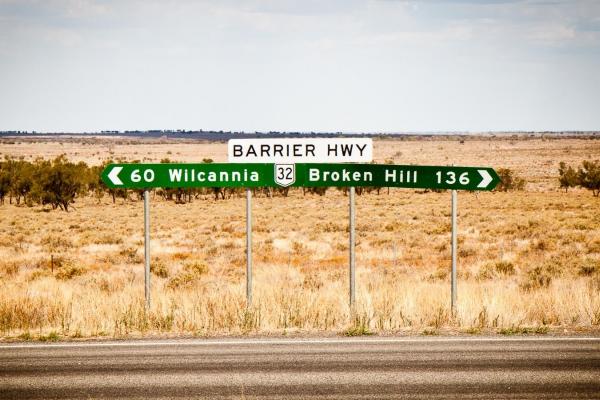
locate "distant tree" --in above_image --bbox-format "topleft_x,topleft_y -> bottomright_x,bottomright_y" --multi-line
495,168 -> 526,192
273,187 -> 290,197
12,159 -> 35,205
558,162 -> 578,193
0,163 -> 10,204
303,187 -> 328,196
86,165 -> 105,202
577,160 -> 600,197
31,156 -> 87,211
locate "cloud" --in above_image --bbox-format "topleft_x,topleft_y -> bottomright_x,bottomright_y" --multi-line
0,0 -> 599,131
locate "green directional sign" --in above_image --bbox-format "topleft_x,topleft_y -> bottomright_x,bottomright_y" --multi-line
298,164 -> 499,191
101,163 -> 500,191
101,163 -> 273,189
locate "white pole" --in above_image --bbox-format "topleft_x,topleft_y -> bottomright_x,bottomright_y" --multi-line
246,188 -> 253,307
451,189 -> 457,314
349,186 -> 356,308
144,189 -> 151,310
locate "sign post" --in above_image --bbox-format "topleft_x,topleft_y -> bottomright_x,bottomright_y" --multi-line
143,189 -> 151,310
451,190 -> 457,315
227,138 -> 373,312
349,186 -> 356,309
246,188 -> 252,307
101,155 -> 500,316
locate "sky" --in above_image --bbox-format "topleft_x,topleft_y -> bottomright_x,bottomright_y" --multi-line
0,0 -> 599,133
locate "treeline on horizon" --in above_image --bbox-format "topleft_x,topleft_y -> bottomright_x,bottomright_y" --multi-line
1,130 -> 599,139
0,156 -> 598,212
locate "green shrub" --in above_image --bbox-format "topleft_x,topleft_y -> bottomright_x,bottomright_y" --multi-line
558,162 -> 578,192
499,325 -> 549,335
560,160 -> 600,197
521,259 -> 561,290
38,331 -> 60,342
41,234 -> 73,251
578,259 -> 600,277
151,261 -> 169,278
119,247 -> 140,263
0,261 -> 19,277
427,268 -> 448,282
495,261 -> 516,275
577,160 -> 600,197
55,265 -> 84,280
495,168 -> 526,192
477,261 -> 515,280
166,261 -> 208,289
345,315 -> 373,336
184,261 -> 208,275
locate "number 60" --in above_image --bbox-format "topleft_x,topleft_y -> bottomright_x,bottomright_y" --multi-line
131,169 -> 155,183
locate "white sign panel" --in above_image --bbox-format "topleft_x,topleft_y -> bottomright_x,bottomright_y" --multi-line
228,138 -> 373,163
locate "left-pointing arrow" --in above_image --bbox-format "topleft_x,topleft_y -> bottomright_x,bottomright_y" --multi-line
108,166 -> 123,185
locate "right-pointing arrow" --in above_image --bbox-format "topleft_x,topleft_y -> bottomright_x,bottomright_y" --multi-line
477,169 -> 493,188
108,166 -> 123,185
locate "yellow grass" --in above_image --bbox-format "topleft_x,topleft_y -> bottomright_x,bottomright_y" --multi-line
0,136 -> 599,339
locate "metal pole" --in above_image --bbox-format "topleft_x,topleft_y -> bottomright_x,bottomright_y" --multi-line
144,189 -> 151,310
451,189 -> 457,315
246,188 -> 253,307
349,186 -> 356,308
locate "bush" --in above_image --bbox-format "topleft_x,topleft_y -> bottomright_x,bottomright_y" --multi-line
184,261 -> 208,275
151,261 -> 169,278
495,261 -> 516,275
0,261 -> 19,277
345,315 -> 373,336
30,156 -> 88,211
55,265 -> 84,280
495,168 -> 526,192
478,261 -> 516,280
578,259 -> 600,277
166,261 -> 208,289
559,160 -> 600,197
521,259 -> 561,291
558,162 -> 578,192
577,160 -> 600,197
119,247 -> 141,263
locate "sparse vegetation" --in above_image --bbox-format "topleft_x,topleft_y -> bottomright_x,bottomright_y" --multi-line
558,159 -> 600,196
345,315 -> 374,336
55,265 -> 84,280
0,137 -> 598,339
498,325 -> 549,335
577,160 -> 600,197
495,168 -> 526,192
558,161 -> 578,192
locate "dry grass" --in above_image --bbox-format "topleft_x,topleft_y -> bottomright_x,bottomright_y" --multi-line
0,136 -> 599,340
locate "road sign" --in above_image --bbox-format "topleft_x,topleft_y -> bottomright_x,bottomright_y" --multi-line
298,164 -> 499,191
274,164 -> 295,187
102,163 -> 500,190
228,138 -> 373,163
102,163 -> 272,189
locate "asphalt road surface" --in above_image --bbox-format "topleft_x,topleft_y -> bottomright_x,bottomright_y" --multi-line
0,337 -> 598,399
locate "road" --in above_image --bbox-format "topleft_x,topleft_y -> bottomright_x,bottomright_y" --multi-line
0,337 -> 598,399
